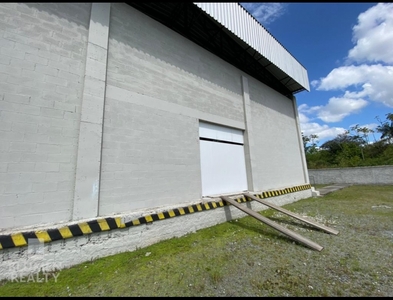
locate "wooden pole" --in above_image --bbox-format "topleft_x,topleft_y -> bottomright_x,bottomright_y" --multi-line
243,193 -> 339,235
221,196 -> 324,252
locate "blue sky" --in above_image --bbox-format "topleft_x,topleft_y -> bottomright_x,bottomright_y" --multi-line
240,3 -> 393,146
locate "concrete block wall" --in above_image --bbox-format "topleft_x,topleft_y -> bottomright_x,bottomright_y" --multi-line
106,3 -> 244,123
99,3 -> 249,215
0,3 -> 91,230
247,76 -> 307,191
1,2 -> 311,228
99,98 -> 203,214
308,165 -> 393,185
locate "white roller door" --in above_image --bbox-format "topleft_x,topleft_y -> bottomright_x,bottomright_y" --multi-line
199,121 -> 248,196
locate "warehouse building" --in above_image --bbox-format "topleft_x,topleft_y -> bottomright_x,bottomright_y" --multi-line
0,3 -> 311,279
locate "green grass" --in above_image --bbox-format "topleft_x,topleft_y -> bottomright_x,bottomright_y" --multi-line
1,185 -> 392,296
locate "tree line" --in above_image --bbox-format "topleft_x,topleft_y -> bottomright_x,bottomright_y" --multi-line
302,113 -> 393,169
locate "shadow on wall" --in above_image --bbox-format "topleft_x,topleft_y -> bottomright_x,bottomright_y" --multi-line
24,3 -> 91,29
23,2 -> 298,121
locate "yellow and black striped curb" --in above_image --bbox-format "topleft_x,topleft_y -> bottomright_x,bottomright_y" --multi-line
0,184 -> 311,250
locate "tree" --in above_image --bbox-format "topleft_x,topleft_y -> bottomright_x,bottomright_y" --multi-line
302,133 -> 319,154
350,124 -> 374,145
376,113 -> 393,144
320,130 -> 364,165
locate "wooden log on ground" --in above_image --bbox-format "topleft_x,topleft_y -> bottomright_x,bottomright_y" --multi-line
221,196 -> 323,252
243,193 -> 339,235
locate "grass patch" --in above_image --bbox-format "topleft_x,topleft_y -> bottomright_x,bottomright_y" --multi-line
0,185 -> 392,296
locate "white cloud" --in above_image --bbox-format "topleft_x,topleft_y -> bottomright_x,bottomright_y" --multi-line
300,121 -> 346,142
347,3 -> 393,64
310,80 -> 319,88
299,97 -> 368,123
318,97 -> 368,122
240,3 -> 286,25
314,64 -> 393,107
312,3 -> 393,108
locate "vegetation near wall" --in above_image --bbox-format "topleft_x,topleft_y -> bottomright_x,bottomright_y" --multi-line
302,113 -> 393,169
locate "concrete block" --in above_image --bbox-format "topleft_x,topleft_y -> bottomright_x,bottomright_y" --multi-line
0,37 -> 15,50
34,162 -> 60,172
55,86 -> 80,98
7,75 -> 37,88
4,181 -> 32,193
62,28 -> 81,40
43,191 -> 73,203
32,182 -> 58,193
19,153 -> 48,162
38,49 -> 60,61
0,153 -> 22,163
14,42 -> 39,55
36,144 -> 61,154
3,31 -> 32,45
0,121 -> 12,131
34,62 -> 59,77
10,58 -> 35,70
16,192 -> 44,204
41,21 -> 63,34
9,142 -> 36,152
44,75 -> 68,87
17,87 -> 43,98
23,129 -> 50,142
0,141 -> 10,152
48,60 -> 70,72
63,111 -> 79,120
11,122 -> 38,134
30,98 -> 54,109
61,42 -> 84,56
57,70 -> 80,83
0,64 -> 22,77
59,55 -> 83,70
25,53 -> 48,65
0,193 -> 18,204
57,180 -> 74,192
59,162 -> 75,172
48,135 -> 76,146
40,107 -> 65,119
14,213 -> 43,228
1,47 -> 25,60
0,55 -> 11,65
46,153 -> 72,163
0,163 -> 6,173
42,91 -> 66,103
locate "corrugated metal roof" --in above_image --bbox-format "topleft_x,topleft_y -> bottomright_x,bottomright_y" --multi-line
194,2 -> 310,92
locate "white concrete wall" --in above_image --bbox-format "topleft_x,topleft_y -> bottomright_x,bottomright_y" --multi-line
99,3 -> 248,215
247,76 -> 307,191
106,4 -> 245,123
0,2 -> 310,236
0,3 -> 91,230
